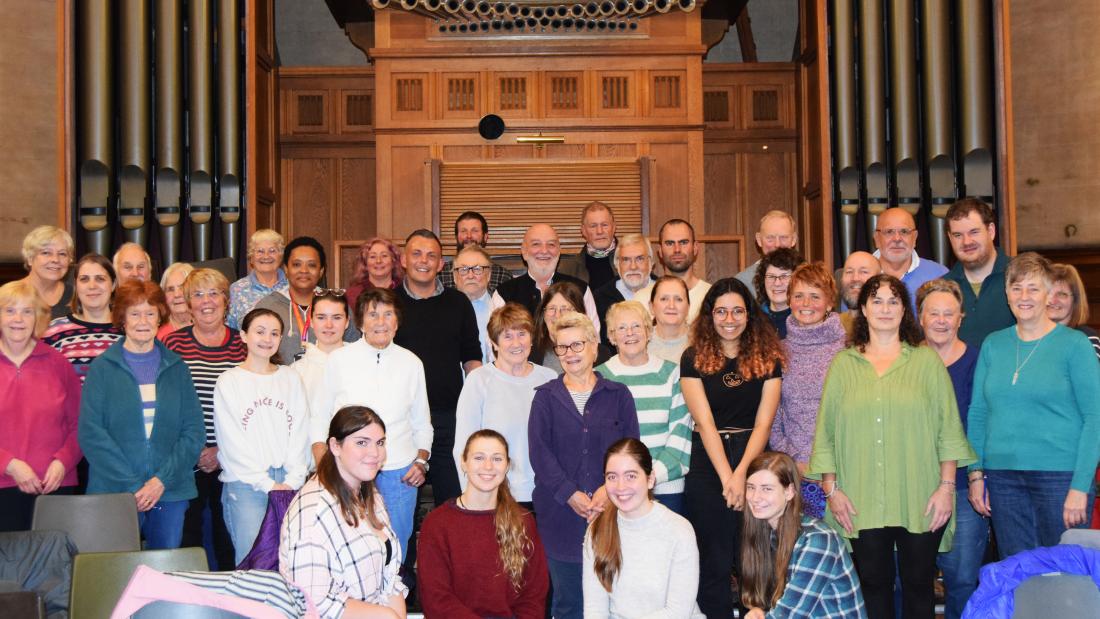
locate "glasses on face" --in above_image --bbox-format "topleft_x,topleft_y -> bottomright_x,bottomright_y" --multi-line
190,289 -> 224,300
314,287 -> 347,297
455,265 -> 490,277
617,255 -> 649,267
765,273 -> 792,284
876,227 -> 914,238
712,307 -> 747,320
253,247 -> 281,257
553,340 -> 588,356
544,304 -> 573,316
614,323 -> 644,336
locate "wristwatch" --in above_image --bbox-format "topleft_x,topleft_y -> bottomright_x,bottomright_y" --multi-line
414,457 -> 430,473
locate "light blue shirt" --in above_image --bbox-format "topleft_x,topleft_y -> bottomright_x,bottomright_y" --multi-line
469,291 -> 493,364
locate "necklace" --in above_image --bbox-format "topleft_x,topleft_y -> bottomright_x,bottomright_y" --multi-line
1013,336 -> 1042,386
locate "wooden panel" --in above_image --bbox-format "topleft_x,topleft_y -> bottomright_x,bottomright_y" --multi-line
597,71 -> 636,116
739,147 -> 799,246
495,74 -> 532,117
545,143 -> 587,159
545,72 -> 584,118
651,70 -> 686,117
393,74 -> 427,116
704,152 -> 741,235
340,91 -> 373,131
286,158 -> 334,243
339,157 -> 375,241
442,73 -> 479,118
598,144 -> 638,158
648,142 -> 691,229
389,145 -> 430,239
704,89 -> 732,124
442,145 -> 484,161
288,91 -> 329,133
492,145 -> 536,159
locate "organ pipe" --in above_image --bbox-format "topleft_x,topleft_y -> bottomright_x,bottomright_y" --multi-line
859,0 -> 889,241
958,0 -> 994,204
189,0 -> 214,261
833,0 -> 860,259
217,0 -> 242,261
119,0 -> 151,247
889,0 -> 920,219
923,0 -> 957,264
155,0 -> 183,267
77,0 -> 113,257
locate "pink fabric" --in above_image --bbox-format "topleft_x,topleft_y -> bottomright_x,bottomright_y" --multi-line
110,565 -> 320,619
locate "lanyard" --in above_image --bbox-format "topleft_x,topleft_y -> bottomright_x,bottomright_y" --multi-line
291,300 -> 311,342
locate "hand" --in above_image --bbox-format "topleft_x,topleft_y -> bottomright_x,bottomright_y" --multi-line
587,486 -> 609,522
567,491 -> 593,519
1063,489 -> 1089,529
744,608 -> 766,619
197,447 -> 220,473
5,459 -> 43,494
968,478 -> 991,517
828,488 -> 858,535
271,483 -> 293,491
795,461 -> 808,476
41,460 -> 66,494
134,477 -> 165,512
722,469 -> 746,510
925,485 -> 955,531
401,462 -> 426,487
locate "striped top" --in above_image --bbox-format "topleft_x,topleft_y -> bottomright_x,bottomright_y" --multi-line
162,326 -> 247,446
122,346 -> 161,439
595,357 -> 693,495
42,314 -> 123,383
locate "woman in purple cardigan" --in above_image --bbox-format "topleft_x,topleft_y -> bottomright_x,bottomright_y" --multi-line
769,263 -> 847,518
528,311 -> 639,619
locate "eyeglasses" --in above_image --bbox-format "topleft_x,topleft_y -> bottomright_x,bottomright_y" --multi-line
190,289 -> 224,300
252,247 -> 281,256
764,273 -> 792,284
544,304 -> 574,316
553,340 -> 588,355
875,227 -> 914,238
455,265 -> 490,277
314,287 -> 346,297
712,307 -> 747,320
614,323 -> 644,336
617,255 -> 649,266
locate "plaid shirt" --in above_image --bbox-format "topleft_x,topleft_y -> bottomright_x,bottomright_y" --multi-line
439,260 -> 513,293
280,479 -> 407,618
766,517 -> 867,618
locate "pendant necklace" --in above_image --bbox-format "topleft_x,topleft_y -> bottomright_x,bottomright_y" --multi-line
1013,336 -> 1042,386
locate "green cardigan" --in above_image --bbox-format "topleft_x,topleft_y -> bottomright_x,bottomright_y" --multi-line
78,340 -> 204,502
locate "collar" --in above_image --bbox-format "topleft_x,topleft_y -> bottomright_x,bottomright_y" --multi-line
872,249 -> 921,275
468,290 -> 492,307
615,277 -> 652,300
402,277 -> 444,299
526,270 -> 556,288
586,238 -> 617,260
249,268 -> 288,290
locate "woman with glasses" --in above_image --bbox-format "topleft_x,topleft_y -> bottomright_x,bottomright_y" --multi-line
596,301 -> 692,515
681,278 -> 783,619
19,226 -> 75,320
529,311 -> 639,619
753,248 -> 805,339
345,237 -> 404,311
532,281 -> 609,374
158,262 -> 195,339
228,229 -> 289,330
162,268 -> 247,569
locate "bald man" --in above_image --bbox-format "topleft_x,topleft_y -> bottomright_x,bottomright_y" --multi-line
491,223 -> 601,337
872,208 -> 947,312
113,242 -> 153,283
838,250 -> 882,335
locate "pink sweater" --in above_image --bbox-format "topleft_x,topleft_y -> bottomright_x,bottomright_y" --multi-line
0,341 -> 82,489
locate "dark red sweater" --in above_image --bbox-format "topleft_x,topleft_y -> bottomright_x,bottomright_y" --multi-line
417,500 -> 549,619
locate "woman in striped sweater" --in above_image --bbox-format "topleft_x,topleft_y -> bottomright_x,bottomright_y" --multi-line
596,300 -> 693,515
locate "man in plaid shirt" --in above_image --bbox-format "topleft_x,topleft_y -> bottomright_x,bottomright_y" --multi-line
439,210 -> 514,293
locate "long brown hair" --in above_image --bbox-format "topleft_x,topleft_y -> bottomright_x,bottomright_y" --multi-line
690,277 -> 785,379
316,406 -> 386,529
740,452 -> 803,610
590,438 -> 653,592
532,281 -> 585,360
461,430 -> 533,590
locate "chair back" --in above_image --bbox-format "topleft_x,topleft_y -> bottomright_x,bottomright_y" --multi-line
1012,573 -> 1100,619
1059,528 -> 1100,551
70,548 -> 208,619
0,591 -> 45,619
32,493 -> 141,553
132,601 -> 248,618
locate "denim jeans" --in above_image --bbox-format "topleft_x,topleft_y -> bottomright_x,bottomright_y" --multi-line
985,469 -> 1095,559
139,499 -> 189,549
546,557 -> 583,619
937,488 -> 990,619
222,467 -> 285,565
375,463 -> 417,560
655,492 -> 684,517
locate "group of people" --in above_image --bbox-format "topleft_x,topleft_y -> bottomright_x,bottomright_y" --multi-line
1,197 -> 1097,619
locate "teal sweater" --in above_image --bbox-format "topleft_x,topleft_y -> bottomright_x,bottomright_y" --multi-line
79,340 -> 204,502
967,324 -> 1100,492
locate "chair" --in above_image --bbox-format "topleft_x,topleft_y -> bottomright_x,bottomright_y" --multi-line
0,590 -> 46,619
1060,528 -> 1100,551
1012,573 -> 1100,619
32,493 -> 141,553
132,601 -> 248,618
69,548 -> 208,619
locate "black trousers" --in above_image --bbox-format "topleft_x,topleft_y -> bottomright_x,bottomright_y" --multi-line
0,486 -> 75,533
426,419 -> 461,506
684,431 -> 749,619
181,469 -> 235,570
849,526 -> 947,619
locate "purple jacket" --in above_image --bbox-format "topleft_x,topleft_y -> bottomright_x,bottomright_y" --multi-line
771,313 -> 847,463
528,373 -> 639,563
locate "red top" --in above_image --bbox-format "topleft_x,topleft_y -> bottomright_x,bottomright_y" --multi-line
0,340 -> 82,489
417,499 -> 549,619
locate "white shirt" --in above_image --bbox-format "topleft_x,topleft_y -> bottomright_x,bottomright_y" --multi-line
291,342 -> 346,402
311,339 -> 433,470
214,365 -> 312,492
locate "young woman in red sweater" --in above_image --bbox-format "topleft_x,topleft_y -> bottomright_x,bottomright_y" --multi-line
417,430 -> 549,618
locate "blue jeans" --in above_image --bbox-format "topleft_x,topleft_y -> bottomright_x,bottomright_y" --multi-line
222,467 -> 285,565
937,488 -> 990,619
546,557 -> 583,619
375,463 -> 417,560
986,469 -> 1095,559
139,499 -> 188,549
655,492 -> 684,517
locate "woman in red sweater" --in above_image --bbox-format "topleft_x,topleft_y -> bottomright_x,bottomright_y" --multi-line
418,429 -> 549,618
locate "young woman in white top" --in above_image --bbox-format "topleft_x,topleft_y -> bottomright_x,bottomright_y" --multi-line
292,290 -> 350,459
583,438 -> 704,619
215,307 -> 311,564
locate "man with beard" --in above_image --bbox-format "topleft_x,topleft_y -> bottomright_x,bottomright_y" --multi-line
558,201 -> 619,290
439,211 -> 513,293
944,198 -> 1014,346
592,233 -> 656,347
637,219 -> 711,322
872,207 -> 947,312
838,250 -> 881,336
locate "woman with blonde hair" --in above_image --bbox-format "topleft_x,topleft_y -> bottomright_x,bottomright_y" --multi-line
0,280 -> 82,531
158,262 -> 195,338
648,275 -> 692,364
419,430 -> 549,618
43,253 -> 123,382
228,228 -> 288,330
20,225 -> 75,319
345,237 -> 404,309
583,438 -> 703,618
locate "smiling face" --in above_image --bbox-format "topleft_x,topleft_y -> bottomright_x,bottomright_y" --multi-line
711,292 -> 748,344
251,241 -> 282,277
542,293 -> 577,332
75,261 -> 113,315
29,240 -> 71,283
360,301 -> 398,349
163,270 -> 190,319
841,252 -> 880,309
554,325 -> 596,377
365,242 -> 395,284
756,215 -> 797,256
608,307 -> 649,359
240,314 -> 283,362
123,300 -> 161,349
187,283 -> 227,331
330,422 -> 386,487
581,208 -> 616,251
920,290 -> 962,348
862,283 -> 904,333
521,224 -> 561,282
493,326 -> 532,367
947,211 -> 995,270
604,453 -> 655,518
650,279 -> 689,328
115,245 -> 151,283
1046,281 -> 1074,325
763,265 -> 793,310
746,468 -> 795,529
657,223 -> 698,275
455,216 -> 487,248
452,250 -> 491,300
286,246 -> 323,295
461,436 -> 510,495
402,236 -> 443,288
1,300 -> 37,348
790,281 -> 831,327
1007,275 -> 1049,325
312,297 -> 349,348
873,209 -> 918,266
616,242 -> 651,292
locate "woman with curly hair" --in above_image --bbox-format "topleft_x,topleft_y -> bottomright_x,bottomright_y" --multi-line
681,277 -> 784,619
808,274 -> 974,619
344,237 -> 404,309
419,430 -> 549,618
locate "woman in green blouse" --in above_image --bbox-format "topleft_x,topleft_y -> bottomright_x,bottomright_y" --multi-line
808,274 -> 974,619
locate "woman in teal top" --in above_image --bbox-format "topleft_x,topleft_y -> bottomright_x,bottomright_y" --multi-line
966,253 -> 1100,559
808,274 -> 974,619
